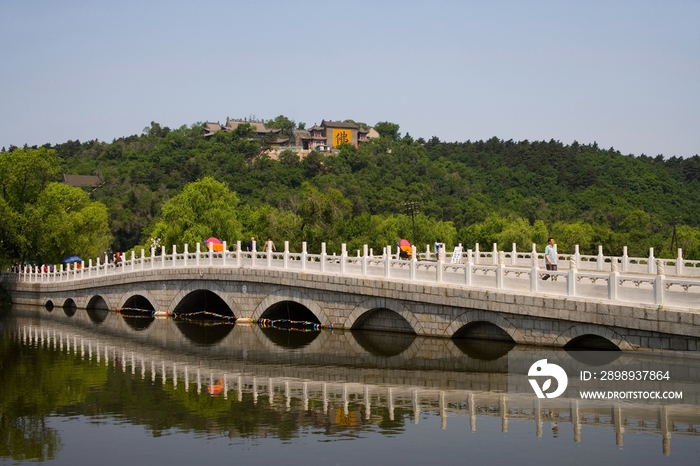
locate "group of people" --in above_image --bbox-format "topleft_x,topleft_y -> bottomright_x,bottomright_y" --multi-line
246,236 -> 276,253
396,237 -> 559,280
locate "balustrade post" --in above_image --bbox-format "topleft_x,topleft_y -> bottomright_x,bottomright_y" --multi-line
492,243 -> 498,265
236,241 -> 242,267
384,247 -> 391,278
655,259 -> 665,305
474,243 -> 480,265
150,247 -> 155,269
465,250 -> 472,286
196,243 -> 201,266
95,259 -> 100,279
266,241 -> 272,268
60,264 -> 64,282
362,245 -> 368,276
104,254 -> 109,276
161,246 -> 166,268
320,243 -> 327,272
131,251 -> 135,272
597,245 -> 604,271
677,248 -> 684,276
410,245 -> 417,280
437,249 -> 444,283
648,247 -> 655,274
340,244 -> 347,274
567,258 -> 577,296
283,241 -> 289,269
251,241 -> 257,268
531,243 -> 537,267
574,245 -> 580,269
81,261 -> 85,279
426,244 -> 431,260
621,246 -> 628,273
88,259 -> 93,278
141,249 -> 145,270
301,242 -> 307,270
609,261 -> 619,300
222,241 -> 227,266
530,259 -> 539,293
183,244 -> 188,267
496,251 -> 504,289
511,243 -> 517,266
209,242 -> 213,266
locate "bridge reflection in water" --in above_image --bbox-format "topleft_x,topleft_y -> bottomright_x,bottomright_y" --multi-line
8,307 -> 700,457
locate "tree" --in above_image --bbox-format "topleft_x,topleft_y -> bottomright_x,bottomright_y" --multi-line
27,183 -> 112,264
147,177 -> 242,249
0,148 -> 64,265
374,121 -> 401,141
265,115 -> 296,138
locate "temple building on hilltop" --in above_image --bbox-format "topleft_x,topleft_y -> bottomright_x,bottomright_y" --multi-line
203,117 -> 379,152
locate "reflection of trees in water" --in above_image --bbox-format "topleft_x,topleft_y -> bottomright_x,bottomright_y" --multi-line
0,416 -> 62,461
0,333 -> 108,462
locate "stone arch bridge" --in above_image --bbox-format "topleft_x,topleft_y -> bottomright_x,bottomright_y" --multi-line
7,260 -> 700,352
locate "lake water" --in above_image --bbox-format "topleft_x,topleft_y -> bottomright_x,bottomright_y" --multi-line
2,305 -> 699,465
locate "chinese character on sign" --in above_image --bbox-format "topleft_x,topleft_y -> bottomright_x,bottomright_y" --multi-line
333,129 -> 351,147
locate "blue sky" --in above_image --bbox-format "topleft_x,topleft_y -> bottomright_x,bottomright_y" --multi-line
1,0 -> 698,158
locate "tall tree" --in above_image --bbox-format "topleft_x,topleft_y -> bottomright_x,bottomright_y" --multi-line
146,177 -> 242,249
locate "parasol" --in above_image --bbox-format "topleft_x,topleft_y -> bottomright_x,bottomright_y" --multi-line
62,256 -> 82,263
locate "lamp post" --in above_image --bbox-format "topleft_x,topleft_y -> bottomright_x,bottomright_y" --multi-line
404,201 -> 419,247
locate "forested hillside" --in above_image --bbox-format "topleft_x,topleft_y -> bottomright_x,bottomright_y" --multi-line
4,119 -> 700,262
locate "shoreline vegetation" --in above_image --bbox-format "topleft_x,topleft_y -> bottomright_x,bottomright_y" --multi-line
2,119 -> 700,266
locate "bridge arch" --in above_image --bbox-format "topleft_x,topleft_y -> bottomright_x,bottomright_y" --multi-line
443,310 -> 526,343
344,297 -> 423,334
169,282 -> 237,317
555,324 -> 630,350
62,298 -> 77,317
119,291 -> 157,312
252,288 -> 329,326
86,296 -> 111,324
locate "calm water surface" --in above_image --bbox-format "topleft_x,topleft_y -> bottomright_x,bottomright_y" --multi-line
1,306 -> 699,465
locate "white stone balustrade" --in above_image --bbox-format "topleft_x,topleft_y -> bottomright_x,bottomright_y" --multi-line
8,241 -> 700,311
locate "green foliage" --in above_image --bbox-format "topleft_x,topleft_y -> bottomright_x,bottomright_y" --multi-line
0,148 -> 111,266
14,119 -> 699,262
27,183 -> 112,263
264,115 -> 296,138
147,177 -> 242,249
373,121 -> 401,141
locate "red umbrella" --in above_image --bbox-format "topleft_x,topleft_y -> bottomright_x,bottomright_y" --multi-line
399,239 -> 410,247
205,237 -> 223,252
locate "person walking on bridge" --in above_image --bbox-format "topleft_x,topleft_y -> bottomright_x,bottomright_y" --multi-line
542,237 -> 557,280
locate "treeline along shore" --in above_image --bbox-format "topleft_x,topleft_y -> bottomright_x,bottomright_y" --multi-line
2,118 -> 700,267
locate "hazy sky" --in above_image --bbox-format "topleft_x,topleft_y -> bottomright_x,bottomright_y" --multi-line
1,0 -> 698,158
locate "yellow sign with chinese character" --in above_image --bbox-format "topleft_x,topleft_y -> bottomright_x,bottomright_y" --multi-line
332,129 -> 352,147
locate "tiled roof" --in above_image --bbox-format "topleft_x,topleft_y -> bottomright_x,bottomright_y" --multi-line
321,120 -> 359,129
